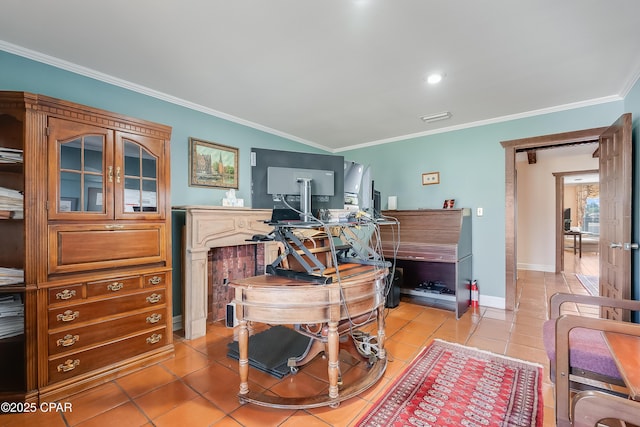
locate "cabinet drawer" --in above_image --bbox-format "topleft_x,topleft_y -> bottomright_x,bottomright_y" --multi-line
48,289 -> 166,328
48,327 -> 167,383
143,272 -> 166,288
86,275 -> 142,298
48,283 -> 85,305
48,223 -> 166,274
48,308 -> 166,356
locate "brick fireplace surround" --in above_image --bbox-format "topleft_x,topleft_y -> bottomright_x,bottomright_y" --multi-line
207,244 -> 267,321
177,206 -> 277,339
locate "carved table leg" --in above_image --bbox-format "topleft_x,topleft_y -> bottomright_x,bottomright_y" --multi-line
377,304 -> 386,360
326,321 -> 340,402
238,319 -> 249,400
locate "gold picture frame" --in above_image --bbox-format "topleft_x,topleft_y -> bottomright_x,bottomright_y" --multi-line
422,171 -> 440,185
189,138 -> 239,189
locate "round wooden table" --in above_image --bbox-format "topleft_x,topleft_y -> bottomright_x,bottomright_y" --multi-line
230,263 -> 387,409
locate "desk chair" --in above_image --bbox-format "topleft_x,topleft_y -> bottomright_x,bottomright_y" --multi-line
542,293 -> 640,426
572,390 -> 640,427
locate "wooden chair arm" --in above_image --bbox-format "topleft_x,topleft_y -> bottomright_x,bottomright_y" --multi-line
572,390 -> 640,427
549,292 -> 640,319
555,314 -> 640,426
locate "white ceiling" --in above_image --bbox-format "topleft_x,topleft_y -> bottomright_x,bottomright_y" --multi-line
1,1 -> 640,152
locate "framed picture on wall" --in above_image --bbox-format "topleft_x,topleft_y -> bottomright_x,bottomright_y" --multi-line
422,171 -> 440,185
189,138 -> 239,189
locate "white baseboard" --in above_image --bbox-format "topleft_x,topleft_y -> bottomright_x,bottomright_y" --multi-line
517,262 -> 554,272
479,295 -> 505,309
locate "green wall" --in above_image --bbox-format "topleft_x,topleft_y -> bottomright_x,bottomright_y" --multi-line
0,50 -> 327,317
342,101 -> 628,305
1,49 -> 639,315
0,50 -> 329,207
625,76 -> 640,321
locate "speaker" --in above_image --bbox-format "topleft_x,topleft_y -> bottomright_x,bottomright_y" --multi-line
385,270 -> 401,308
226,302 -> 238,328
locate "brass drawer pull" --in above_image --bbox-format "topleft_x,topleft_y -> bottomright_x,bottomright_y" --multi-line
146,313 -> 162,324
146,293 -> 162,304
57,334 -> 79,347
104,224 -> 124,229
108,165 -> 113,183
148,276 -> 162,285
146,333 -> 162,344
115,166 -> 121,184
107,282 -> 124,292
56,289 -> 76,300
57,359 -> 80,373
57,310 -> 79,322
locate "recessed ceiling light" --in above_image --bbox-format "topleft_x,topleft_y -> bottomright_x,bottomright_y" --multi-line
426,73 -> 443,84
420,111 -> 452,123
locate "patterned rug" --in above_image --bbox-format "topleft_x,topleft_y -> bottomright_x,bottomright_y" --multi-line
576,274 -> 599,296
356,339 -> 543,427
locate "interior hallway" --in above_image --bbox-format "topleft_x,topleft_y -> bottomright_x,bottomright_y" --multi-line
1,251 -> 599,427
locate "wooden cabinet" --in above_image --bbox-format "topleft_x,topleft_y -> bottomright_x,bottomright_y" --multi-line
0,91 -> 173,403
379,209 -> 472,318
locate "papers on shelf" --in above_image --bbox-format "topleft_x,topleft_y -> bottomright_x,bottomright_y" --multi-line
0,267 -> 24,286
0,148 -> 23,164
0,294 -> 24,339
0,186 -> 23,215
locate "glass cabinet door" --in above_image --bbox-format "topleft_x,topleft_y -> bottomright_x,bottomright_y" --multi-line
48,118 -> 114,220
115,133 -> 164,219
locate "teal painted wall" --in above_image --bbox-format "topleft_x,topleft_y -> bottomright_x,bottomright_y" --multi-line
625,77 -> 640,322
2,49 -> 639,314
342,102 -> 627,304
0,50 -> 328,317
0,51 -> 329,207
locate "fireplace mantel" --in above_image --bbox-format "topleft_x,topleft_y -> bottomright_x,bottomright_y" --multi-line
174,206 -> 276,339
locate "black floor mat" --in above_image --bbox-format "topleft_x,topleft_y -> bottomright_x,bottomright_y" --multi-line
227,325 -> 314,378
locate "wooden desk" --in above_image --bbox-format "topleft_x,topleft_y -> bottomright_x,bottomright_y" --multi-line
230,264 -> 387,409
565,231 -> 583,257
604,331 -> 640,400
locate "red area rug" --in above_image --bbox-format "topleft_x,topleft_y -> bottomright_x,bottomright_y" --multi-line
356,339 -> 543,427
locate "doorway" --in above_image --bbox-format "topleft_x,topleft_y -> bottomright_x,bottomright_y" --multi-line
554,169 -> 599,273
502,114 -> 632,312
557,171 -> 600,293
501,127 -> 607,310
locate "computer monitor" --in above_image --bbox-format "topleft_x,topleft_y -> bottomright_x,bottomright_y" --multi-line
250,148 -> 344,211
373,189 -> 381,217
563,208 -> 571,231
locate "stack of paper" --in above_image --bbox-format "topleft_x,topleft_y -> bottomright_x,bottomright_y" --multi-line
0,267 -> 24,286
0,294 -> 24,339
0,148 -> 23,164
0,187 -> 23,218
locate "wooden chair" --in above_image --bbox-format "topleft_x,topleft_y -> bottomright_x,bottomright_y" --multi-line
572,390 -> 640,427
542,293 -> 640,427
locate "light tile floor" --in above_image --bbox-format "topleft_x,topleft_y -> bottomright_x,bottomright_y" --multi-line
1,253 -> 599,427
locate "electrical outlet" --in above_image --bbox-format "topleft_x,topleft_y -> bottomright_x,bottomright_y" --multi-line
477,207 -> 484,217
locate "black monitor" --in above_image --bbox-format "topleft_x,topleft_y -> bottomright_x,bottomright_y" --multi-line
563,208 -> 571,231
373,189 -> 381,217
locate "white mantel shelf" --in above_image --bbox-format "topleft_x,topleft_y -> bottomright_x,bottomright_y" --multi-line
173,206 -> 276,339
